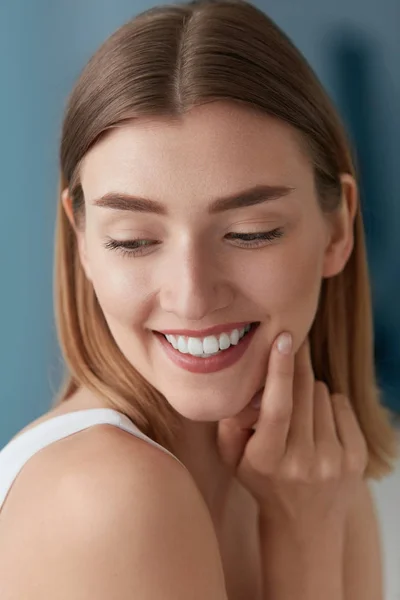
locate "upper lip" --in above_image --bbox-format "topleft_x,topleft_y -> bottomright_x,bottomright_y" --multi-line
155,322 -> 255,337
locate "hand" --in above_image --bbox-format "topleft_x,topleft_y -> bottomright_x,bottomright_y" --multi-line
217,333 -> 369,538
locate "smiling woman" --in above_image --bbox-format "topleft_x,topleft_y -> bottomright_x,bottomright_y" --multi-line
65,105 -> 342,425
0,0 -> 398,599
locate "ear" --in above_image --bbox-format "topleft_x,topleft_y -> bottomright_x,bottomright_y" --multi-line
322,174 -> 358,279
61,188 -> 92,281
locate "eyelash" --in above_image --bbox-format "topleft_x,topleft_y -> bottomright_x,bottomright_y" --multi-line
103,228 -> 285,257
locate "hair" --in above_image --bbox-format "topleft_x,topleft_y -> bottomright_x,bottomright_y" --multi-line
54,0 -> 398,479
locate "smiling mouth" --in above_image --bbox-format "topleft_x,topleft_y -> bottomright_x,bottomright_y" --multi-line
153,321 -> 261,374
157,322 -> 260,358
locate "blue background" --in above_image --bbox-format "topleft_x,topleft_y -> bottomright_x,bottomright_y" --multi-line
1,0 -> 399,446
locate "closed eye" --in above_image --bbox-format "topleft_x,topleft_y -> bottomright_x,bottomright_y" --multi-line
226,228 -> 284,247
103,227 -> 284,257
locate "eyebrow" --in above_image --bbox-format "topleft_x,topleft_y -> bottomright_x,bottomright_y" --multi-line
91,184 -> 295,215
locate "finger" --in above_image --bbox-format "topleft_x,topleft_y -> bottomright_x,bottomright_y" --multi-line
217,418 -> 255,470
313,381 -> 340,446
217,389 -> 264,469
250,332 -> 294,462
331,394 -> 368,473
286,337 -> 315,449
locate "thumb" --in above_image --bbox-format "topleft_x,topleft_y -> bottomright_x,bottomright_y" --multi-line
217,389 -> 263,469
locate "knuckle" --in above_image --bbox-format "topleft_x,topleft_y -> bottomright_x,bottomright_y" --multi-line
244,449 -> 279,477
316,452 -> 342,480
283,456 -> 314,482
345,447 -> 368,474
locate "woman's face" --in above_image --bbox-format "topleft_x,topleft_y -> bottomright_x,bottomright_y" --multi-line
72,101 -> 355,421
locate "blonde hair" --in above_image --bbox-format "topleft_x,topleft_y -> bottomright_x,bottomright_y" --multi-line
53,0 -> 398,478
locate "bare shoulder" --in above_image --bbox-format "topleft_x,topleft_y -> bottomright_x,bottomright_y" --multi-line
0,425 -> 228,599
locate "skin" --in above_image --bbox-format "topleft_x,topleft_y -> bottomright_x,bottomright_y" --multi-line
60,101 -> 386,598
62,100 -> 357,516
218,332 -> 371,598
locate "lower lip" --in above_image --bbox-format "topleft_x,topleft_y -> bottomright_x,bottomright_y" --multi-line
153,323 -> 260,374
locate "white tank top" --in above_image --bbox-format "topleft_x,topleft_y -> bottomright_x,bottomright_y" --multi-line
0,408 -> 186,511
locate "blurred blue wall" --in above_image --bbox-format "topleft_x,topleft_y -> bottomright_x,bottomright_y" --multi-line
1,0 -> 399,446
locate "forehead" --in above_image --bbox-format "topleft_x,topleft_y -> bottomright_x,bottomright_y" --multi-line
80,102 -> 313,200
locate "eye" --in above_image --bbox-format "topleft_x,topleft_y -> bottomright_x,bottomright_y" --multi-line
103,237 -> 158,257
103,227 -> 285,258
225,228 -> 284,247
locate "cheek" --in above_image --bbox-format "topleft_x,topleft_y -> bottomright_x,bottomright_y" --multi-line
87,250 -> 152,325
280,246 -> 323,304
241,235 -> 325,321
85,226 -> 325,330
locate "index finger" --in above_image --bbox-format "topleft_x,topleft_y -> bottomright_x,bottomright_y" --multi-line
252,332 -> 294,460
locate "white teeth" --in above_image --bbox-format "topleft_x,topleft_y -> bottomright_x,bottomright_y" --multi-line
218,332 -> 231,351
230,329 -> 240,345
166,334 -> 178,349
164,324 -> 254,356
177,336 -> 189,353
187,337 -> 204,356
203,336 -> 220,354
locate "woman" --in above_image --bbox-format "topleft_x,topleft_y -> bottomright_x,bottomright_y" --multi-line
0,0 -> 398,598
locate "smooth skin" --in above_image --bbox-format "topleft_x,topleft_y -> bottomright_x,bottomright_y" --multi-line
218,332 -> 381,599
60,102 -> 382,599
218,334 -> 369,522
0,337 -> 383,600
0,424 -> 229,599
0,103 -> 382,598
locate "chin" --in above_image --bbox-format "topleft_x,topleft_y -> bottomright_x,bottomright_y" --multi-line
156,381 -> 257,422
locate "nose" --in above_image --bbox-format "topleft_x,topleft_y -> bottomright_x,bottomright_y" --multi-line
158,245 -> 234,321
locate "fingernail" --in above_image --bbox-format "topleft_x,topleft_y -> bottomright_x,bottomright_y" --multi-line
277,332 -> 292,355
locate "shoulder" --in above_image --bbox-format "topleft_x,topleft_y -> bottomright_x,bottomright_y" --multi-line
5,421 -> 195,524
0,423 -> 227,599
46,422 -> 198,522
4,419 -> 184,498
